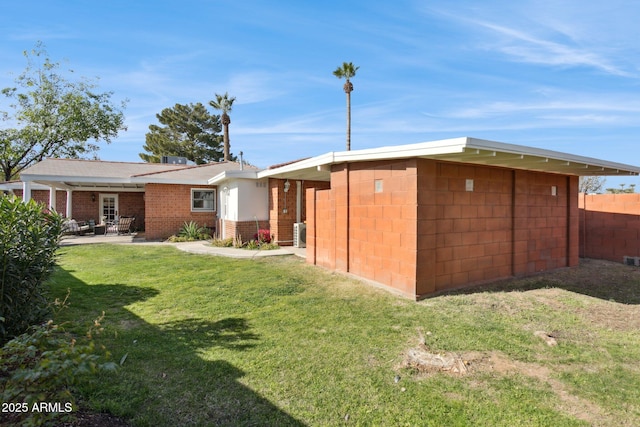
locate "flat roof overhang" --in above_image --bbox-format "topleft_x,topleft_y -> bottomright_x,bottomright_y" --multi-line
258,137 -> 640,181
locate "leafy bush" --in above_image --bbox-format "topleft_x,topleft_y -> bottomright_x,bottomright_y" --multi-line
0,312 -> 117,426
210,237 -> 234,247
254,229 -> 271,243
245,239 -> 260,250
169,221 -> 211,241
177,221 -> 211,241
0,196 -> 64,343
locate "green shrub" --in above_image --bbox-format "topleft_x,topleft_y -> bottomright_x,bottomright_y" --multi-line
0,196 -> 64,343
210,237 -> 234,247
0,312 -> 117,426
177,221 -> 211,241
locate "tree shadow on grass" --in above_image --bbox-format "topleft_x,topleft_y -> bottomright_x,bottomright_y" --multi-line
435,258 -> 640,305
49,268 -> 306,426
157,317 -> 259,351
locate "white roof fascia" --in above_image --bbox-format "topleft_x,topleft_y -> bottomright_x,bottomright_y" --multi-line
208,170 -> 260,185
22,174 -> 133,184
331,137 -> 468,163
129,176 -> 212,185
257,152 -> 336,179
260,137 -> 640,178
0,182 -> 49,191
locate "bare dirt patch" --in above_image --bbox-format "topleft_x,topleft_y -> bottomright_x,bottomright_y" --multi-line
398,344 -> 610,425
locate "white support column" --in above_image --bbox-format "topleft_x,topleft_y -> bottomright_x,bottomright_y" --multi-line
49,186 -> 57,212
296,181 -> 302,224
22,181 -> 32,202
66,190 -> 73,218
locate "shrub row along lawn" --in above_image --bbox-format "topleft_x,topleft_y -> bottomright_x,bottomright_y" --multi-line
50,245 -> 640,426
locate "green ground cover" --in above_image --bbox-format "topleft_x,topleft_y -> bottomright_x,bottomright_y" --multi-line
47,245 -> 640,426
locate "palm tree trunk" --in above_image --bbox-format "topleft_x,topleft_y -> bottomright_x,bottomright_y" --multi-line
222,113 -> 230,161
346,91 -> 351,151
223,124 -> 230,161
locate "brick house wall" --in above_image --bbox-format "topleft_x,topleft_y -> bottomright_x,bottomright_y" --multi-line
11,190 -> 144,230
306,158 -> 579,299
579,193 -> 640,262
222,219 -> 271,242
269,178 -> 330,246
145,183 -> 217,240
14,189 -> 68,214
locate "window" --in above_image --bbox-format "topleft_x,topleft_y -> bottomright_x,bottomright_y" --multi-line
191,188 -> 216,211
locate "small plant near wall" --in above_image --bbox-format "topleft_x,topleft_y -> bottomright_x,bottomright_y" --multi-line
254,229 -> 271,244
208,231 -> 279,250
210,237 -> 234,247
167,221 -> 211,242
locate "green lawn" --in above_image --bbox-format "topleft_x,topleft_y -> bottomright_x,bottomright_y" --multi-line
49,245 -> 640,426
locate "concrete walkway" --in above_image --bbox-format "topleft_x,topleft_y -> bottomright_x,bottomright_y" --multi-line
59,233 -> 306,259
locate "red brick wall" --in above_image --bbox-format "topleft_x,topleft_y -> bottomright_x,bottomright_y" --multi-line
20,190 -> 68,214
579,193 -> 640,262
223,220 -> 270,242
145,184 -> 217,240
12,190 -> 144,229
269,178 -> 329,246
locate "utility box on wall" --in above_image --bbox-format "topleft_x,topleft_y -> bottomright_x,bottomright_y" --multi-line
294,222 -> 306,248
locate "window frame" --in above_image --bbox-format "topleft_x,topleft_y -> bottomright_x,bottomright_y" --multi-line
191,188 -> 216,212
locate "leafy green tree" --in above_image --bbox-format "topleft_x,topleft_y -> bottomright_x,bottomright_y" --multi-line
209,92 -> 236,161
140,102 -> 225,164
333,62 -> 359,151
0,42 -> 126,181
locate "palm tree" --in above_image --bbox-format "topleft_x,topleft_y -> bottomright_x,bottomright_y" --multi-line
333,62 -> 359,150
209,92 -> 236,161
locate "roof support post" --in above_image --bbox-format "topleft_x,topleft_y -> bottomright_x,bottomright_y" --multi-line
66,190 -> 73,218
22,181 -> 31,202
49,186 -> 57,212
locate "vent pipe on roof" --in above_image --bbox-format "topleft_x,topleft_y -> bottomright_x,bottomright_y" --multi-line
239,151 -> 244,170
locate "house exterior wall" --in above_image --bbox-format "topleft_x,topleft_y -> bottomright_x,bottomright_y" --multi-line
306,158 -> 579,299
222,219 -> 271,242
236,179 -> 269,221
579,193 -> 640,262
145,183 -> 217,240
14,189 -> 68,215
269,178 -> 330,246
11,190 -> 144,230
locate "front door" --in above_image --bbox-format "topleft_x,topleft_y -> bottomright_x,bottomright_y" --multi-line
99,194 -> 119,223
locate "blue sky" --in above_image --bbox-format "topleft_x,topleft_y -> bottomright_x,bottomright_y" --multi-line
2,0 -> 640,189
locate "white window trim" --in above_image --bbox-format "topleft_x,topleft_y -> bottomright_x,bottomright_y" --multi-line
191,188 -> 216,212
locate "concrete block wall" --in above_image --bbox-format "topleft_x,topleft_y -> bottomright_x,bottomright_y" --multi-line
307,187 -> 336,269
429,161 -> 515,292
347,160 -> 419,296
306,158 -> 579,299
145,183 -> 217,240
513,171 -> 578,275
579,193 -> 640,262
